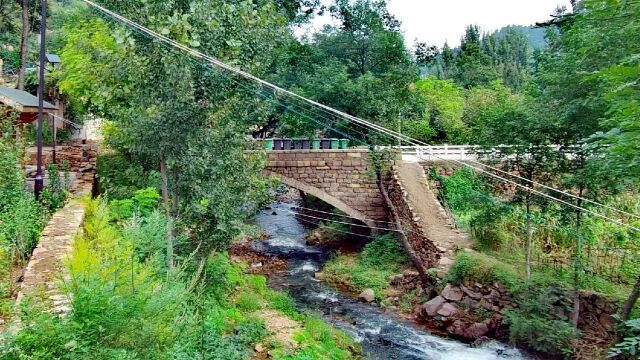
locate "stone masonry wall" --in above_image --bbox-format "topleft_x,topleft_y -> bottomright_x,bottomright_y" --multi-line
266,149 -> 386,221
383,168 -> 441,269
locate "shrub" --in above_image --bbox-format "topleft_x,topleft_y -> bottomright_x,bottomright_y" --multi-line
236,291 -> 263,312
359,233 -> 408,269
96,152 -> 160,200
608,319 -> 640,359
504,284 -> 578,355
40,163 -> 69,213
323,234 -> 409,301
444,252 -> 521,291
109,187 -> 160,221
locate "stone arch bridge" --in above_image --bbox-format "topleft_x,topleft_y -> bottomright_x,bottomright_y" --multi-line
264,148 -> 386,228
263,145 -> 471,275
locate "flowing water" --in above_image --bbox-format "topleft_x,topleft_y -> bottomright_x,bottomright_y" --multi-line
253,202 -> 528,360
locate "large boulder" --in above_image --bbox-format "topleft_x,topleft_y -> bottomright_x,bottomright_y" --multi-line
420,296 -> 447,317
466,322 -> 490,339
441,284 -> 464,302
358,289 -> 376,303
447,320 -> 491,340
437,302 -> 459,317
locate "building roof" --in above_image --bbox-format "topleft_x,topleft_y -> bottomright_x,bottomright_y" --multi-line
46,54 -> 61,64
0,86 -> 58,112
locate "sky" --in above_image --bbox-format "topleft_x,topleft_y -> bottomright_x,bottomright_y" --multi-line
297,0 -> 573,48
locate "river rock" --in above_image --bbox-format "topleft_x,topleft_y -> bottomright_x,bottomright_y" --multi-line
478,298 -> 493,311
442,284 -> 464,302
314,272 -> 324,280
421,296 -> 446,317
467,322 -> 490,339
359,289 -> 375,303
255,343 -> 265,353
461,284 -> 482,300
437,302 -> 459,317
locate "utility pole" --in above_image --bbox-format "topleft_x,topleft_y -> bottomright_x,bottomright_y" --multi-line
34,0 -> 47,199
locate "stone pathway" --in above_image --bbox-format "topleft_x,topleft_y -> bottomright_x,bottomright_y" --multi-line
16,199 -> 86,314
394,161 -> 472,274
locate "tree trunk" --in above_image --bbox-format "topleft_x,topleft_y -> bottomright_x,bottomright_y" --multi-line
18,0 -> 29,91
571,234 -> 582,328
159,158 -> 174,271
572,184 -> 585,328
621,276 -> 640,321
525,198 -> 533,280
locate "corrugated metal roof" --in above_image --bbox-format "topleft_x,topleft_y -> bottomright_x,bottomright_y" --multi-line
0,86 -> 58,110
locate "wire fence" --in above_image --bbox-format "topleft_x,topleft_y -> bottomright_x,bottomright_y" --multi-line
528,246 -> 639,285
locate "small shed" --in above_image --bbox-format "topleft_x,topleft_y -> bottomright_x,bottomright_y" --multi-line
0,86 -> 58,124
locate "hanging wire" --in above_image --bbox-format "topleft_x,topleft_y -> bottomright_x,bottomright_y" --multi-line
79,0 -> 640,233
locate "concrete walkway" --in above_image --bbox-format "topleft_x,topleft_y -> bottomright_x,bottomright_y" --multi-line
395,162 -> 472,274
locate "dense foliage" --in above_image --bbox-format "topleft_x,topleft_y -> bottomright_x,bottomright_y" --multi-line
0,118 -> 66,318
1,197 -> 360,359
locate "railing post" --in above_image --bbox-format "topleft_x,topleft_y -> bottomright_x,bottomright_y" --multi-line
444,143 -> 449,159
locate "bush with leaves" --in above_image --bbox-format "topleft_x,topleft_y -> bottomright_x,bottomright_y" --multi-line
504,284 -> 578,355
609,319 -> 640,359
323,234 -> 409,301
108,187 -> 161,222
39,163 -> 69,213
0,118 -> 46,316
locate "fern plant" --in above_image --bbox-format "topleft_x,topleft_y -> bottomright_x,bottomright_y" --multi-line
609,319 -> 640,359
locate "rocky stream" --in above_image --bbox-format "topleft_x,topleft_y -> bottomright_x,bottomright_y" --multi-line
250,201 -> 529,360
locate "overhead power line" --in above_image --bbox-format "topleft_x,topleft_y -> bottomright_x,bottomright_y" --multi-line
285,209 -> 400,233
79,0 -> 640,233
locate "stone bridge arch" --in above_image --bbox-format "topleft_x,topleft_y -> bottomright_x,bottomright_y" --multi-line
264,149 -> 387,229
264,171 -> 376,228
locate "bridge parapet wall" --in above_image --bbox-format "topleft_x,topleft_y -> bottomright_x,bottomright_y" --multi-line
266,149 -> 386,222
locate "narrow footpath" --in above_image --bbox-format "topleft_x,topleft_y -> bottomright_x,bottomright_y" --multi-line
394,161 -> 472,274
16,199 -> 85,313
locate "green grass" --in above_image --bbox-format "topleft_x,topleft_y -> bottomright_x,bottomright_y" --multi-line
323,234 -> 409,302
444,251 -> 521,292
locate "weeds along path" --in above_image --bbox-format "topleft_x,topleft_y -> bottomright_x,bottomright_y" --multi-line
394,162 -> 472,274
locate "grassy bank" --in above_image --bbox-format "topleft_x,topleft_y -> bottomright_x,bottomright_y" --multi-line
322,234 -> 427,311
0,196 -> 360,359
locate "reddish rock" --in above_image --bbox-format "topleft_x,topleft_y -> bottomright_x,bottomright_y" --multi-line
489,289 -> 501,301
479,298 -> 493,311
421,296 -> 446,317
461,284 -> 482,299
437,302 -> 459,317
442,284 -> 464,302
466,322 -> 490,339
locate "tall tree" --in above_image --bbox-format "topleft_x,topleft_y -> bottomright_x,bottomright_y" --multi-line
16,0 -> 27,90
